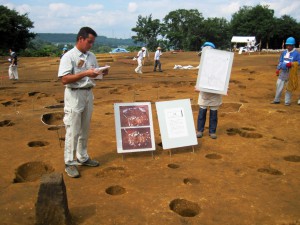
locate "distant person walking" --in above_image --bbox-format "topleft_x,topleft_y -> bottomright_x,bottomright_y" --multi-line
272,37 -> 300,106
58,27 -> 109,178
8,48 -> 18,80
195,42 -> 221,139
135,47 -> 146,74
60,47 -> 68,59
153,47 -> 163,72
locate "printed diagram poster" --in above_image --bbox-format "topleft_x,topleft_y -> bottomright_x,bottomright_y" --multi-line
165,108 -> 188,139
114,102 -> 155,153
196,48 -> 234,95
156,99 -> 198,149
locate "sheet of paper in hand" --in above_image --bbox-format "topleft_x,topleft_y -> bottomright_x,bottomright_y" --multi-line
196,48 -> 234,95
93,66 -> 110,79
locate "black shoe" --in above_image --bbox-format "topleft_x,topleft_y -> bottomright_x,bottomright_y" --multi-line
77,158 -> 100,167
271,101 -> 280,104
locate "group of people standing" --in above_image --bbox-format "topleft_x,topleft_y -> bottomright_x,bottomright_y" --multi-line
134,46 -> 163,74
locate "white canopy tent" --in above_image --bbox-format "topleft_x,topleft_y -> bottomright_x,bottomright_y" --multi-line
231,36 -> 256,43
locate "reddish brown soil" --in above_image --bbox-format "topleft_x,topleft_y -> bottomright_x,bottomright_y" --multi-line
0,51 -> 300,225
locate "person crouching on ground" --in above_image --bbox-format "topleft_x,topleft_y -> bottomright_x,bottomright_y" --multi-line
135,47 -> 146,74
272,37 -> 300,106
153,46 -> 163,72
195,42 -> 221,139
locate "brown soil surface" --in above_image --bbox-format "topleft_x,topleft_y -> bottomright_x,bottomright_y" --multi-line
0,51 -> 300,225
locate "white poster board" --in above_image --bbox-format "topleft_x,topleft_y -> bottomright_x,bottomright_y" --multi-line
196,48 -> 234,95
114,102 -> 155,153
155,99 -> 198,149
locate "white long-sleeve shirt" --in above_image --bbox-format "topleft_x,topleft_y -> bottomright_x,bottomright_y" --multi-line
154,50 -> 162,60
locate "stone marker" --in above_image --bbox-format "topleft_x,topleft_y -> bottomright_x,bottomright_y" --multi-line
35,172 -> 72,225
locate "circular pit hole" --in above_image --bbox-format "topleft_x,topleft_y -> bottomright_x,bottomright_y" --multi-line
169,198 -> 200,217
105,185 -> 126,195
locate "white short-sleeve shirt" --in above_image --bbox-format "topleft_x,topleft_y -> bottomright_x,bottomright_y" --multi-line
58,47 -> 99,89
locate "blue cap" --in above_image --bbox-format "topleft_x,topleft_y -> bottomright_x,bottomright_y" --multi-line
201,42 -> 215,49
285,37 -> 295,45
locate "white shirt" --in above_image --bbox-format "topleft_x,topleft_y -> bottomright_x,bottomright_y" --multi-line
137,50 -> 144,60
58,47 -> 99,89
154,50 -> 162,60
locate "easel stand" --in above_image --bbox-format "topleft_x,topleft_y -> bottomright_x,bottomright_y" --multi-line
167,146 -> 196,158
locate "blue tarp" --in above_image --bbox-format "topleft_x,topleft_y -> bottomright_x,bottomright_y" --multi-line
110,48 -> 129,53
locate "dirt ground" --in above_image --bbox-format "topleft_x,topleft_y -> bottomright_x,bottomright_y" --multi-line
0,50 -> 300,225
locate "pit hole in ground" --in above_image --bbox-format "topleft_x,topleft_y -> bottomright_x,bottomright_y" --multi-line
239,132 -> 263,139
205,154 -> 222,159
257,168 -> 283,176
0,87 -> 17,90
28,141 -> 49,147
41,112 -> 64,126
45,104 -> 64,109
0,120 -> 14,127
272,136 -> 284,141
169,198 -> 200,217
241,127 -> 255,131
168,163 -> 180,169
47,126 -> 60,131
13,161 -> 54,183
105,185 -> 126,195
28,91 -> 40,96
1,101 -> 15,107
276,110 -> 286,113
283,155 -> 300,162
183,178 -> 200,185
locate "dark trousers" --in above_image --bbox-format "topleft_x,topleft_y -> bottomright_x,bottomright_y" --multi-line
197,108 -> 218,134
154,60 -> 162,71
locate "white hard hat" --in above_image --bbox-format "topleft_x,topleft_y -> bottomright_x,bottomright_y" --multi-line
142,47 -> 146,50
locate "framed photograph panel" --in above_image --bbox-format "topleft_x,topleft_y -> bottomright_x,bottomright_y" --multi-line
196,48 -> 234,95
155,99 -> 198,149
114,102 -> 155,153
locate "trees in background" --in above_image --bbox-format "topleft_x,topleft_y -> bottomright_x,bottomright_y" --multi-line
131,14 -> 162,51
162,9 -> 204,51
230,5 -> 275,49
132,4 -> 300,51
0,5 -> 35,54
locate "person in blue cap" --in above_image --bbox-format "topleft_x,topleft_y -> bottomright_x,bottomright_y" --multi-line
195,41 -> 221,139
60,46 -> 68,59
272,37 -> 300,106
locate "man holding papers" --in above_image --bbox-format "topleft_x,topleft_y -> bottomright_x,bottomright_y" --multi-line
58,27 -> 109,178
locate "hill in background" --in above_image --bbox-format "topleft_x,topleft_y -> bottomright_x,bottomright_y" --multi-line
36,33 -> 139,47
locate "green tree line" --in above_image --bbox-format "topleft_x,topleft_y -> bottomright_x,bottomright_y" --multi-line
132,5 -> 300,51
1,4 -> 300,56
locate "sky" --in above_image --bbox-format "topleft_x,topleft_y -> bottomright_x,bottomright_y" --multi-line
1,0 -> 300,39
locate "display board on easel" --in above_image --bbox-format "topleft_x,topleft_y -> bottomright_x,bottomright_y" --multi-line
114,102 -> 155,153
196,48 -> 234,95
155,99 -> 198,150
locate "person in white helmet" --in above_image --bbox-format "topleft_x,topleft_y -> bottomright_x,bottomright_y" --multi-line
153,46 -> 163,72
8,48 -> 19,80
58,27 -> 109,178
135,47 -> 146,74
195,42 -> 221,139
272,37 -> 300,106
